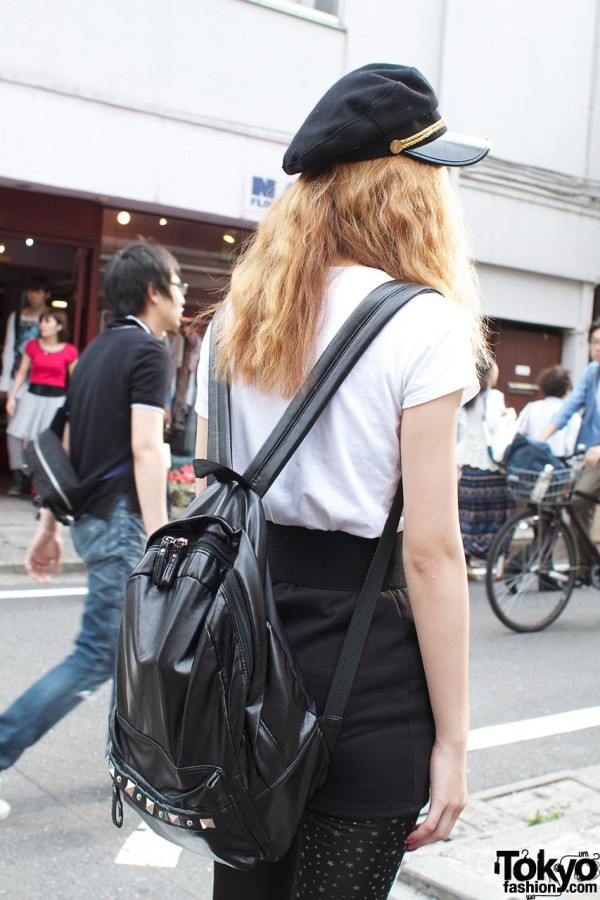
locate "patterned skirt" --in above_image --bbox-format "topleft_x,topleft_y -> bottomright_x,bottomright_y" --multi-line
458,466 -> 515,560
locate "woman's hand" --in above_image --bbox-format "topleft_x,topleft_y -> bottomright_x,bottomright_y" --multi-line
5,394 -> 15,417
405,740 -> 468,851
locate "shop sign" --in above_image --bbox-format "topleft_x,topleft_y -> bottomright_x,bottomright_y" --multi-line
243,173 -> 292,221
250,177 -> 276,209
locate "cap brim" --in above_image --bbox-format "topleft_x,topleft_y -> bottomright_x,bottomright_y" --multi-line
404,131 -> 490,167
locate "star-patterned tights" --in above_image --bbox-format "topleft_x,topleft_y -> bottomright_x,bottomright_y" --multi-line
212,808 -> 418,900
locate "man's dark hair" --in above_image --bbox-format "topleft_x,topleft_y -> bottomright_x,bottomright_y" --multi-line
25,273 -> 52,293
538,365 -> 572,399
589,319 -> 600,342
104,242 -> 180,317
464,355 -> 496,409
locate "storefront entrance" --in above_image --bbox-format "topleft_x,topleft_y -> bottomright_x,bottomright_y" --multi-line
0,185 -> 254,481
0,187 -> 102,478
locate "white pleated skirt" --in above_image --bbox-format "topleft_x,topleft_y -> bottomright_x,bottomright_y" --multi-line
6,390 -> 66,441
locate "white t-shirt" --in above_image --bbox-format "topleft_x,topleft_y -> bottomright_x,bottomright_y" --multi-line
516,396 -> 581,458
196,266 -> 478,537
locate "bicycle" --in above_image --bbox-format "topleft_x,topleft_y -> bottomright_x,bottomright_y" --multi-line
485,458 -> 600,632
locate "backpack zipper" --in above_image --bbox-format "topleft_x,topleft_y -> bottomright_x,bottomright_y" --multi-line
223,575 -> 253,681
149,533 -> 252,677
152,536 -> 189,587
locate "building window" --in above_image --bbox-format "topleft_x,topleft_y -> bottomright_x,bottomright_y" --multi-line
293,0 -> 337,13
242,0 -> 341,26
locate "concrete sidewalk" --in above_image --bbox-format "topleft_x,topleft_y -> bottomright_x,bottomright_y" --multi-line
396,764 -> 600,898
1,493 -> 599,899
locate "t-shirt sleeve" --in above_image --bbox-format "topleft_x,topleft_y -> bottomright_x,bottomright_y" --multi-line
24,338 -> 38,359
66,343 -> 79,364
130,338 -> 170,412
195,321 -> 212,419
400,297 -> 479,409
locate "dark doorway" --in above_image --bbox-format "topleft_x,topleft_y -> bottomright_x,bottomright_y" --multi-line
489,320 -> 564,414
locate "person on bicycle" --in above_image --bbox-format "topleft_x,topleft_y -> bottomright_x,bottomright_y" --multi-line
516,365 -> 580,459
539,320 -> 600,583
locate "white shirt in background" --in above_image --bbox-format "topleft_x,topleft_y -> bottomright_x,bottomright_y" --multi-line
517,396 -> 581,458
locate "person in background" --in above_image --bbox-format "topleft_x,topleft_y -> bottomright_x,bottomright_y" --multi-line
6,310 -> 78,449
0,273 -> 51,495
0,243 -> 185,821
457,359 -> 516,574
516,365 -> 580,458
195,63 -> 488,900
540,321 -> 600,583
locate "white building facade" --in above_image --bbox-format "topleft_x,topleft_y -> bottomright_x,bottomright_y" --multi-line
0,0 -> 599,406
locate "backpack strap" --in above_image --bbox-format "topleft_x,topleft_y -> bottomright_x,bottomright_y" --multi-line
245,281 -> 432,494
323,474 -> 405,720
207,280 -> 435,725
207,319 -> 232,468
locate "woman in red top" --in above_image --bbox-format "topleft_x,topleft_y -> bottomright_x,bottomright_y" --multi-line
6,310 -> 78,445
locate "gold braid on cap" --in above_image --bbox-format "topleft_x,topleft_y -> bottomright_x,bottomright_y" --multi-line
389,119 -> 446,154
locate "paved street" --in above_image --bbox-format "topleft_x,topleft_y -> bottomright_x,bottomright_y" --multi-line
467,579 -> 599,793
0,565 -> 598,898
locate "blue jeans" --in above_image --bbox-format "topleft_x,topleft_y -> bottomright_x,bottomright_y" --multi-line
0,498 -> 146,770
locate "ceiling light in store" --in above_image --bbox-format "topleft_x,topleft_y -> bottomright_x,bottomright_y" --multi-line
25,238 -> 35,247
0,244 -> 5,254
159,217 -> 168,226
51,299 -> 68,309
116,211 -> 131,225
222,233 -> 236,244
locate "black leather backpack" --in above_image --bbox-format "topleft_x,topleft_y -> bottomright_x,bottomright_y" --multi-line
107,281 -> 430,869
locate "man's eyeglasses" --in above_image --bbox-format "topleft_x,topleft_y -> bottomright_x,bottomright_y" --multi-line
590,338 -> 600,346
171,281 -> 189,297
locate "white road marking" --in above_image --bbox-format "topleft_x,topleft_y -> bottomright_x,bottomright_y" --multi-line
4,586 -> 594,755
0,587 -> 87,600
468,705 -> 600,751
115,823 -> 182,868
112,706 -> 600,866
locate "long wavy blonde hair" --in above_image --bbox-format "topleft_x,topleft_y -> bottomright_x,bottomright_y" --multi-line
212,154 -> 486,397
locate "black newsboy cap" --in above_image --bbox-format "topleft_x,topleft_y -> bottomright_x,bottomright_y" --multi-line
283,63 -> 490,175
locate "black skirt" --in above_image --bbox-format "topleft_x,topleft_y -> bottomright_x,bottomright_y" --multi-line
267,524 -> 435,819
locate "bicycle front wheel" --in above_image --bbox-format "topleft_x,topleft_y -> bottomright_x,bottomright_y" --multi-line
485,508 -> 577,632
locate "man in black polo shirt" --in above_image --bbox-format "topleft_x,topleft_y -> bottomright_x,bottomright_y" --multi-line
0,244 -> 186,804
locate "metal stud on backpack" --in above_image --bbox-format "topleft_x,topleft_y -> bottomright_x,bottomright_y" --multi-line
107,282 -> 429,869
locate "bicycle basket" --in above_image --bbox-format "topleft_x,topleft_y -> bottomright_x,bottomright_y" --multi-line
505,467 -> 576,505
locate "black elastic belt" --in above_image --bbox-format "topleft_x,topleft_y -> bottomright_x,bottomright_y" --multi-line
266,522 -> 406,591
28,383 -> 66,397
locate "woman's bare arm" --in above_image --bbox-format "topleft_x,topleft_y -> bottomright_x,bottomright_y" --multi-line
400,389 -> 469,850
6,352 -> 31,416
